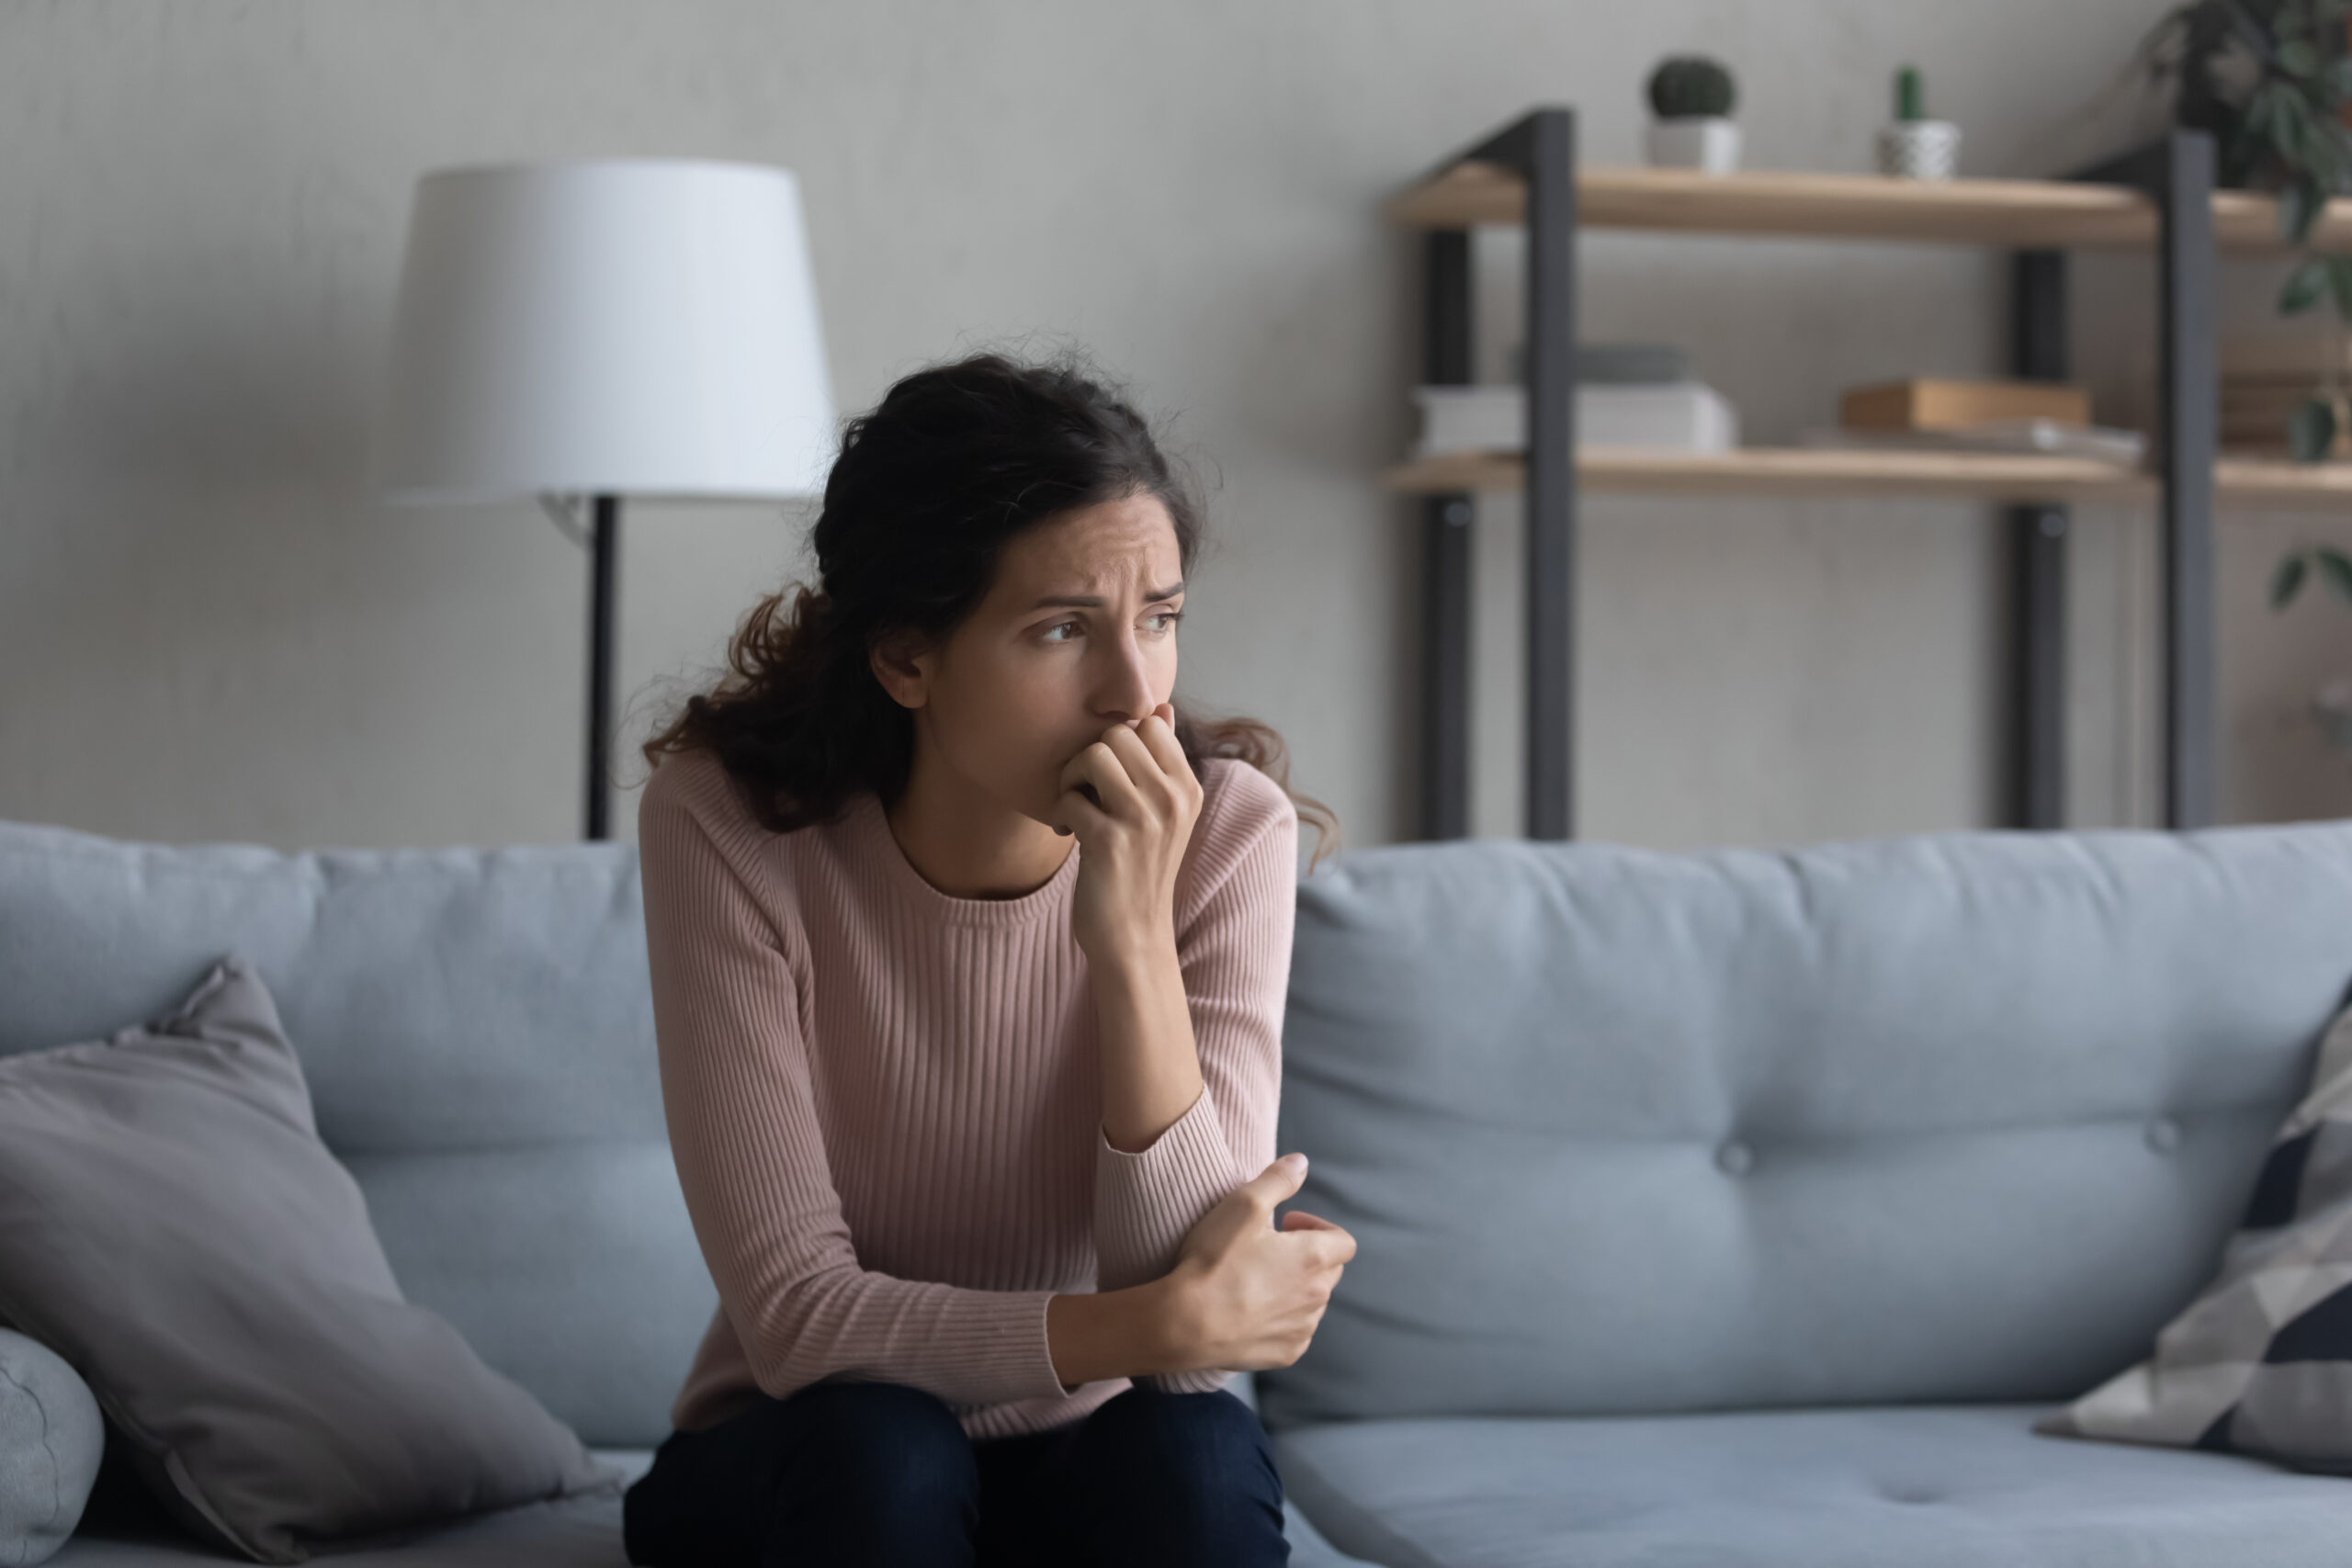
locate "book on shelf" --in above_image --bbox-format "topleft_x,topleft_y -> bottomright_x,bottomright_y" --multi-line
1839,378 -> 2094,432
1411,383 -> 1739,457
2220,335 -> 2352,380
2213,336 -> 2352,453
1799,418 -> 2145,466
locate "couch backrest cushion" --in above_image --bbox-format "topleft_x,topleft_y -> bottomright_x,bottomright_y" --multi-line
0,819 -> 714,1449
1257,822 -> 2352,1429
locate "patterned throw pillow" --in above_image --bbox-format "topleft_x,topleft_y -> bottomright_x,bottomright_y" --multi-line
2037,1000 -> 2352,1471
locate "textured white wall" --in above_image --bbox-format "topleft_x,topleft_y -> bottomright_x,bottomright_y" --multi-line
5,0 -> 2351,855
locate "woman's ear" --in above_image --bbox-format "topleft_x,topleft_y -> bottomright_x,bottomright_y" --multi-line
867,631 -> 931,711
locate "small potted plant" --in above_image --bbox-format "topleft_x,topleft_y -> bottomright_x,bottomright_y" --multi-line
1876,65 -> 1962,179
1645,56 -> 1740,174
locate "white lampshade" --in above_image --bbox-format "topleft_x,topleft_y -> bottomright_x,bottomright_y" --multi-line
374,159 -> 834,502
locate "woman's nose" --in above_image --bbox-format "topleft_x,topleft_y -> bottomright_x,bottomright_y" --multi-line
1095,633 -> 1157,718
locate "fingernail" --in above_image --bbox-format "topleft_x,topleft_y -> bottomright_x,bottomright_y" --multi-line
1282,1152 -> 1308,1170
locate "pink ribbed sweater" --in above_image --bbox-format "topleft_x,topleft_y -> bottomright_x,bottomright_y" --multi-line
637,746 -> 1299,1441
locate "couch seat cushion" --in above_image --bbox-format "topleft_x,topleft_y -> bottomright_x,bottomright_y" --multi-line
44,1452 -> 651,1567
1274,1404 -> 2352,1568
47,1450 -> 1383,1567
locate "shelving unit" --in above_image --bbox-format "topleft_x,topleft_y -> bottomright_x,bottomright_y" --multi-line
1386,447 -> 2352,504
1394,107 -> 2352,842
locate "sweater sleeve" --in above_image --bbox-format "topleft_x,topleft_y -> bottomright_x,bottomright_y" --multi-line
1091,763 -> 1299,1393
639,764 -> 1081,1410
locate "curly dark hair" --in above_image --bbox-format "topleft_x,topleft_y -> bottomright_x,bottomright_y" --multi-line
639,350 -> 1339,869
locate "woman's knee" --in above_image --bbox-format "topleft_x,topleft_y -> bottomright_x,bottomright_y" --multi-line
623,1382 -> 978,1566
775,1381 -> 978,1516
1075,1386 -> 1285,1559
1089,1385 -> 1273,1465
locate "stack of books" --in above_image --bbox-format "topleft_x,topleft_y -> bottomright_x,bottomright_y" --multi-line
1800,378 -> 2144,467
2219,337 -> 2350,456
1410,342 -> 1739,457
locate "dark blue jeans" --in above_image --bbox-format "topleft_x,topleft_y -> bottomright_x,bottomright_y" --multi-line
620,1380 -> 1289,1566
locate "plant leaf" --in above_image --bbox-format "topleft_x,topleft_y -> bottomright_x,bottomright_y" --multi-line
2320,547 -> 2352,600
2326,254 -> 2352,319
2283,38 -> 2323,76
2303,110 -> 2346,183
2292,395 -> 2337,459
2246,82 -> 2281,141
2281,175 -> 2322,244
2275,550 -> 2312,606
2274,89 -> 2313,168
2282,254 -> 2333,311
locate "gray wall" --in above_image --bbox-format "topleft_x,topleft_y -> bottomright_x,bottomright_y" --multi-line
6,0 -> 2352,858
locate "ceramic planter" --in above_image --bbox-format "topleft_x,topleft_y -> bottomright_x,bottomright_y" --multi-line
1646,117 -> 1741,175
1876,119 -> 1962,180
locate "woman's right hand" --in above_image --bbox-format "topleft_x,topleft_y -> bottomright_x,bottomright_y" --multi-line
1165,1154 -> 1356,1371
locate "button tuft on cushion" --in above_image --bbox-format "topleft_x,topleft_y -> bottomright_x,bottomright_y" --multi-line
2145,1117 -> 2183,1155
1714,1141 -> 1754,1177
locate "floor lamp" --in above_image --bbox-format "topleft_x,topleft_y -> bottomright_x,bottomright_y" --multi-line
372,159 -> 834,839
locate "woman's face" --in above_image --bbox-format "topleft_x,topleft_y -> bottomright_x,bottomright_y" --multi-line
877,491 -> 1186,825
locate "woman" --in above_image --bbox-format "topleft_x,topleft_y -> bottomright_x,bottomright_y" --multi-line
619,352 -> 1355,1568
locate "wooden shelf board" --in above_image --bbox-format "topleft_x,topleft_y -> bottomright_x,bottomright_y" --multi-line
1385,161 -> 2352,252
1383,446 -> 2352,505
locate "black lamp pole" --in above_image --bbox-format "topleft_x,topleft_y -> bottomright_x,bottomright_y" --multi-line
585,493 -> 621,840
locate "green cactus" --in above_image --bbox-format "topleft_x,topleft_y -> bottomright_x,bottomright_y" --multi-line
1895,64 -> 1925,122
1647,56 -> 1736,119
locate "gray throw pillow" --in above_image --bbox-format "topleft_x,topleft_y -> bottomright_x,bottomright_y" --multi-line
0,1328 -> 105,1567
0,955 -> 621,1564
2038,998 -> 2352,1471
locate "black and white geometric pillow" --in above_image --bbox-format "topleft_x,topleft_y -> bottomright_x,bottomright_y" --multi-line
2037,1000 -> 2352,1472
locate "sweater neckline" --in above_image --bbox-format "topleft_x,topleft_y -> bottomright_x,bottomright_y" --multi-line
845,790 -> 1080,926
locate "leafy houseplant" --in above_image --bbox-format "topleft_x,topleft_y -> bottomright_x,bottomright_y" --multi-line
2148,5 -> 2352,761
1645,56 -> 1741,175
2144,0 -> 2352,458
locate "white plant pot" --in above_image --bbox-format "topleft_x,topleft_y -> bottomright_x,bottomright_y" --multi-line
1646,117 -> 1741,175
1876,119 -> 1962,181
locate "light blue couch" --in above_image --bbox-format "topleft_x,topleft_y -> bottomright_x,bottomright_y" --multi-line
1259,820 -> 2352,1566
7,810 -> 2352,1565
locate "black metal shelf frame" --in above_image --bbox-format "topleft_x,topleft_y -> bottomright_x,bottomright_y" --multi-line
1413,107 -> 2219,840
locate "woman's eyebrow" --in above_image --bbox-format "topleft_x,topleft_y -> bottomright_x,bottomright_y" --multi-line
1027,581 -> 1185,610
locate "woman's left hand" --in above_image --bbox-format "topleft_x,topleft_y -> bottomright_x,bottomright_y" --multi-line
1053,700 -> 1203,965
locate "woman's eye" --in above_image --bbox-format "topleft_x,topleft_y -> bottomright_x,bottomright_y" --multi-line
1041,612 -> 1181,643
